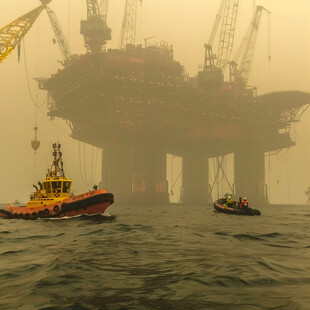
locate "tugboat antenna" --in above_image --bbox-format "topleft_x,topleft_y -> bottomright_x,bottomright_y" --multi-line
50,143 -> 65,177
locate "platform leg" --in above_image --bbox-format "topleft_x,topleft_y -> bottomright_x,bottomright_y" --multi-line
182,153 -> 209,204
101,143 -> 132,203
234,144 -> 266,206
132,143 -> 169,204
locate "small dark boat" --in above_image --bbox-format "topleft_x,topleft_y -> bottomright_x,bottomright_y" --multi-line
214,198 -> 261,216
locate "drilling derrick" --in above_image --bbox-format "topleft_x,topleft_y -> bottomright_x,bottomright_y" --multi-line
0,5 -> 45,63
81,0 -> 111,53
120,0 -> 139,49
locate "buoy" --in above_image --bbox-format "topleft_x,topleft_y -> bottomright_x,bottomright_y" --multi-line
31,126 -> 40,154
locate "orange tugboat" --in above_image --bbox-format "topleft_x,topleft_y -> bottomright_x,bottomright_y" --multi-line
0,143 -> 114,220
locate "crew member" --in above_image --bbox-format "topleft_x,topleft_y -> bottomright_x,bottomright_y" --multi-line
226,195 -> 233,207
240,197 -> 249,209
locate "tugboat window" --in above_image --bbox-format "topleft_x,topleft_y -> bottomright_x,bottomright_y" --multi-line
63,181 -> 71,193
44,182 -> 51,193
52,181 -> 62,192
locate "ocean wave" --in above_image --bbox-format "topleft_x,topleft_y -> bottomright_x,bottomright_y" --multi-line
0,203 -> 309,309
233,233 -> 265,241
0,249 -> 25,256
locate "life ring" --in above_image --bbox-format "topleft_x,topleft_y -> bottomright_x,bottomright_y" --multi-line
32,212 -> 38,220
43,209 -> 49,217
53,205 -> 60,213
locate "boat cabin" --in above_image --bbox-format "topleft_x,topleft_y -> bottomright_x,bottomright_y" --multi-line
42,177 -> 72,197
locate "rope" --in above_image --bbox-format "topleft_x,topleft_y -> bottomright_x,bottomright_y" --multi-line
139,0 -> 143,45
267,12 -> 271,70
170,155 -> 174,195
67,0 -> 71,47
268,151 -> 271,200
23,38 -> 71,135
286,149 -> 289,203
78,142 -> 90,188
78,142 -> 100,188
23,38 -> 43,109
210,157 -> 223,196
210,156 -> 234,197
168,168 -> 183,196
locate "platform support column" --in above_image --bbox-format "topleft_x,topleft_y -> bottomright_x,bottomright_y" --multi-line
182,153 -> 209,204
132,143 -> 169,204
234,143 -> 266,206
101,143 -> 132,203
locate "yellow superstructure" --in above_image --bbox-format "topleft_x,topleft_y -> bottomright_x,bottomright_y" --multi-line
26,176 -> 72,208
26,143 -> 72,208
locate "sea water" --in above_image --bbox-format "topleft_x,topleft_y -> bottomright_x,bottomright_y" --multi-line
0,203 -> 309,310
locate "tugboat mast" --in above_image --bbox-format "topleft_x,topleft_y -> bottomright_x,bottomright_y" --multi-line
48,143 -> 65,178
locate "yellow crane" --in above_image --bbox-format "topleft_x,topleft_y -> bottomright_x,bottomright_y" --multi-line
0,5 -> 45,63
0,0 -> 71,65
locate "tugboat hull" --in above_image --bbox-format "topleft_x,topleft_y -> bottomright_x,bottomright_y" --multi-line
0,191 -> 114,220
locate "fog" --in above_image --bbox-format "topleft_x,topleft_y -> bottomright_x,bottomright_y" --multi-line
0,0 -> 309,204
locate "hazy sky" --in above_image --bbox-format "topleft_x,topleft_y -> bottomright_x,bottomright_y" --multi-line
0,0 -> 309,204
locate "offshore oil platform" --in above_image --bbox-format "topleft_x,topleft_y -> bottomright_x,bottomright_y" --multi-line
1,0 -> 310,205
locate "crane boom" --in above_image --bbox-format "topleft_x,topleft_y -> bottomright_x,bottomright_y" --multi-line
216,0 -> 239,70
204,0 -> 239,74
0,5 -> 45,63
120,0 -> 139,49
45,5 -> 71,64
99,0 -> 109,22
230,5 -> 270,87
207,0 -> 226,47
86,0 -> 102,20
81,0 -> 111,53
204,0 -> 226,71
